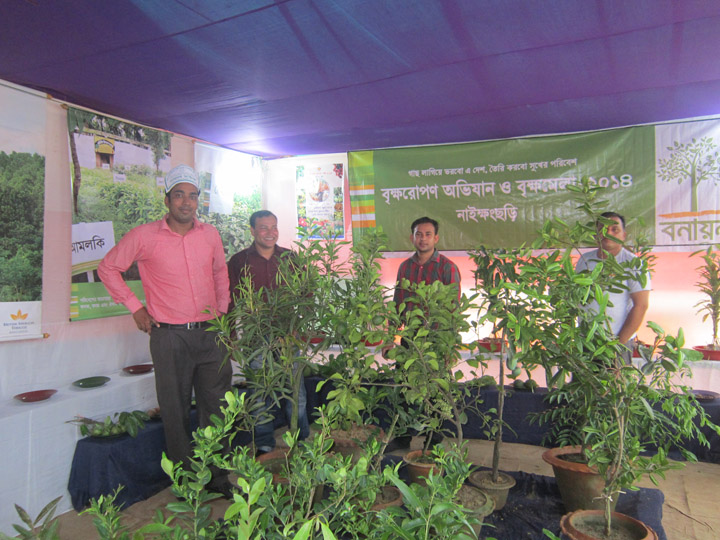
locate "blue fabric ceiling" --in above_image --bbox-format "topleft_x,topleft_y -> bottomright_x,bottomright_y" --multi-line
2,0 -> 720,158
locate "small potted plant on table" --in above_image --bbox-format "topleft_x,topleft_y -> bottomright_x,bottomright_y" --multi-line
692,245 -> 720,360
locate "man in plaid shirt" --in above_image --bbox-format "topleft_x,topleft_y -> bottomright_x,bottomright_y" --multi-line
385,216 -> 461,452
393,216 -> 461,311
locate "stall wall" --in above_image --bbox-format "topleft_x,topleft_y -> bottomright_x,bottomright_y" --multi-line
0,88 -> 717,532
0,98 -> 194,531
1,105 -> 195,399
2,105 -> 701,400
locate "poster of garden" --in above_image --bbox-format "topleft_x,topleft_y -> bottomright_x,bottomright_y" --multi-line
68,112 -> 263,321
68,107 -> 172,321
0,83 -> 45,341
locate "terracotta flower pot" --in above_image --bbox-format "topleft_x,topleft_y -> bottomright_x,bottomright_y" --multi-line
560,509 -> 658,540
256,448 -> 290,485
692,345 -> 720,361
330,424 -> 385,462
542,446 -> 615,513
468,469 -> 516,511
370,485 -> 403,511
403,449 -> 441,486
456,484 -> 495,537
477,338 -> 503,353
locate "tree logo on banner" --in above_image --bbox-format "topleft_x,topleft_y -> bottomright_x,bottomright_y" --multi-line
658,137 -> 720,213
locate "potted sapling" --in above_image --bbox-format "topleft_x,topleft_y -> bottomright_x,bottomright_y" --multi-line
692,245 -> 720,360
468,246 -> 554,509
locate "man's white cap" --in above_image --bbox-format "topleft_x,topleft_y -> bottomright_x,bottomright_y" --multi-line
165,164 -> 199,193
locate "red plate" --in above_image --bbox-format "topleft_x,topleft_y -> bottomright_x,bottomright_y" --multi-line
123,364 -> 154,375
14,389 -> 57,403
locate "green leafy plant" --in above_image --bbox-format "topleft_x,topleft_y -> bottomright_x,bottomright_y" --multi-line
0,497 -> 61,540
693,245 -> 720,349
469,246 -> 553,488
529,178 -> 720,536
222,475 -> 269,540
144,390 -> 249,539
224,468 -> 340,540
213,228 -> 344,441
68,410 -> 151,438
543,321 -> 718,536
318,439 -> 401,538
380,443 -> 483,540
387,278 -> 483,447
320,229 -> 396,432
79,488 -> 139,540
141,389 -> 349,539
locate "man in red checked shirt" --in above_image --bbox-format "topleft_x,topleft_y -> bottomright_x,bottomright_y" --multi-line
98,164 -> 233,498
385,216 -> 461,452
393,216 -> 461,310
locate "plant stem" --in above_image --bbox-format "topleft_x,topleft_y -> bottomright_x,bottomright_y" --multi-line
492,343 -> 505,482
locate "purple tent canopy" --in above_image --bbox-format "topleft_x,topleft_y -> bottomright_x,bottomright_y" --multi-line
2,0 -> 720,158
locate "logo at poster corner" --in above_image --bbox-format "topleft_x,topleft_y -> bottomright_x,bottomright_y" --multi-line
10,310 -> 28,321
657,135 -> 720,244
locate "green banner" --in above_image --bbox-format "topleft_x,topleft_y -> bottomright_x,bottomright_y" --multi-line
350,126 -> 655,250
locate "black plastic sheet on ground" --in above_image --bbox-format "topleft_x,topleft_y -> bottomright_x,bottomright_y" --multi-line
381,457 -> 666,539
479,469 -> 666,540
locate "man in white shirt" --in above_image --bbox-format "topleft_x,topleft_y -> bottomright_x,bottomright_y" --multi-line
575,211 -> 651,362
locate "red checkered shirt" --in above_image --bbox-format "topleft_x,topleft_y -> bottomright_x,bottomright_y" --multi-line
393,250 -> 461,315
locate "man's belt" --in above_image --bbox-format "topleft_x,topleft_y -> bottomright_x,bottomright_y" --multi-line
157,321 -> 212,330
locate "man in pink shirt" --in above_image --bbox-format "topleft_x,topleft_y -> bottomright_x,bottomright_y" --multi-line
98,164 -> 233,497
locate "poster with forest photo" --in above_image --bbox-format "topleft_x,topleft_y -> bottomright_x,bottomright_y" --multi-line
0,83 -> 45,341
68,107 -> 171,321
194,143 -> 262,259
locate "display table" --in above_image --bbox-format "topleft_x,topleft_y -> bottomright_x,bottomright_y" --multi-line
0,368 -> 157,533
68,417 -> 170,511
67,384 -> 275,511
68,410 -> 262,510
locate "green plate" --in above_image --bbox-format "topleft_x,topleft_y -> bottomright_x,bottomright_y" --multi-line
73,376 -> 111,388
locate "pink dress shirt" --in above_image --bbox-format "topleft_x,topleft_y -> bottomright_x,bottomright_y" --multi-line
98,216 -> 230,324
